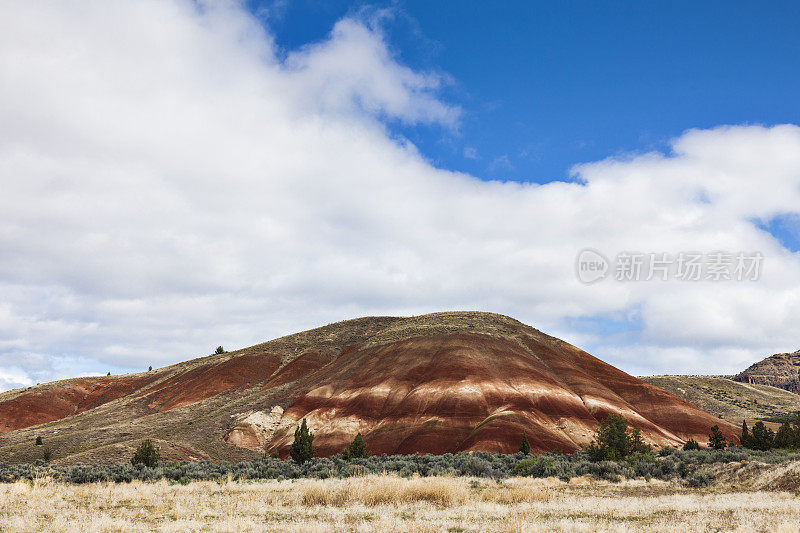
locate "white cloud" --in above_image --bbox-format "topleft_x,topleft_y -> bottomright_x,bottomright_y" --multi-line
286,18 -> 460,127
0,366 -> 33,391
1,1 -> 799,389
490,154 -> 514,172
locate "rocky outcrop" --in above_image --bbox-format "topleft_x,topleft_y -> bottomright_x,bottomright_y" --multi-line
734,350 -> 800,394
224,407 -> 288,451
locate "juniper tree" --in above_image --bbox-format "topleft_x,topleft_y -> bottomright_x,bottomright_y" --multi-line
750,421 -> 774,451
628,424 -> 651,454
519,432 -> 531,455
290,418 -> 314,464
131,439 -> 160,467
740,420 -> 750,448
342,432 -> 369,460
586,414 -> 650,461
774,421 -> 795,449
683,438 -> 701,451
708,425 -> 727,450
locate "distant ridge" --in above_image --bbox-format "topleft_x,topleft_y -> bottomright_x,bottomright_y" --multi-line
642,375 -> 800,422
734,350 -> 800,394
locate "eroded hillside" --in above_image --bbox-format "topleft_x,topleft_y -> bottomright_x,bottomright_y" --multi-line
0,312 -> 738,464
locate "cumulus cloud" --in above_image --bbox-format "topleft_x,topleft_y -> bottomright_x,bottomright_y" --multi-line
286,18 -> 460,127
1,1 -> 799,389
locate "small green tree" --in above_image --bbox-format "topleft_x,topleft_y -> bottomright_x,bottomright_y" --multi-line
519,432 -> 531,455
683,438 -> 701,451
342,432 -> 369,460
708,425 -> 727,450
148,366 -> 152,372
774,421 -> 795,449
792,418 -> 800,448
35,436 -> 43,446
131,439 -> 160,467
628,424 -> 652,454
261,447 -> 280,460
750,421 -> 774,451
215,346 -> 225,355
42,447 -> 52,462
289,418 -> 314,464
740,420 -> 750,447
588,414 -> 629,461
585,414 -> 650,461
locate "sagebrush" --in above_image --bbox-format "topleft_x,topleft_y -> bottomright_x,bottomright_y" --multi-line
2,447 -> 797,485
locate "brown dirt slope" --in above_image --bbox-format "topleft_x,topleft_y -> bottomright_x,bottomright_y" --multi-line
0,312 -> 737,464
733,350 -> 800,394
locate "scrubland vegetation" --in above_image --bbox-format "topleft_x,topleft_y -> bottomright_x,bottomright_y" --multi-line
2,418 -> 800,531
2,446 -> 799,486
7,415 -> 800,486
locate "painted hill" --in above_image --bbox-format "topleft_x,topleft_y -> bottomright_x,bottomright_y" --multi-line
734,350 -> 800,394
0,312 -> 738,464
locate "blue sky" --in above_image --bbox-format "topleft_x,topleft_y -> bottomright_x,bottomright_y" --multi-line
251,0 -> 800,253
256,0 -> 800,184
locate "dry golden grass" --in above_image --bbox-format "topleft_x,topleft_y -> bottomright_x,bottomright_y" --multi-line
1,474 -> 799,532
299,474 -> 471,506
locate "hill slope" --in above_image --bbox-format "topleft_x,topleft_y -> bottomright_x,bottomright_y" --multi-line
733,350 -> 800,394
0,312 -> 738,464
641,376 -> 800,422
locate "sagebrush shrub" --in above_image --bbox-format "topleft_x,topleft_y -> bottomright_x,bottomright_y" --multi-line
1,446 -> 796,485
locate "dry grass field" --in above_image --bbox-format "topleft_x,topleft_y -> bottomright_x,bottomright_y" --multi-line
2,473 -> 800,532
